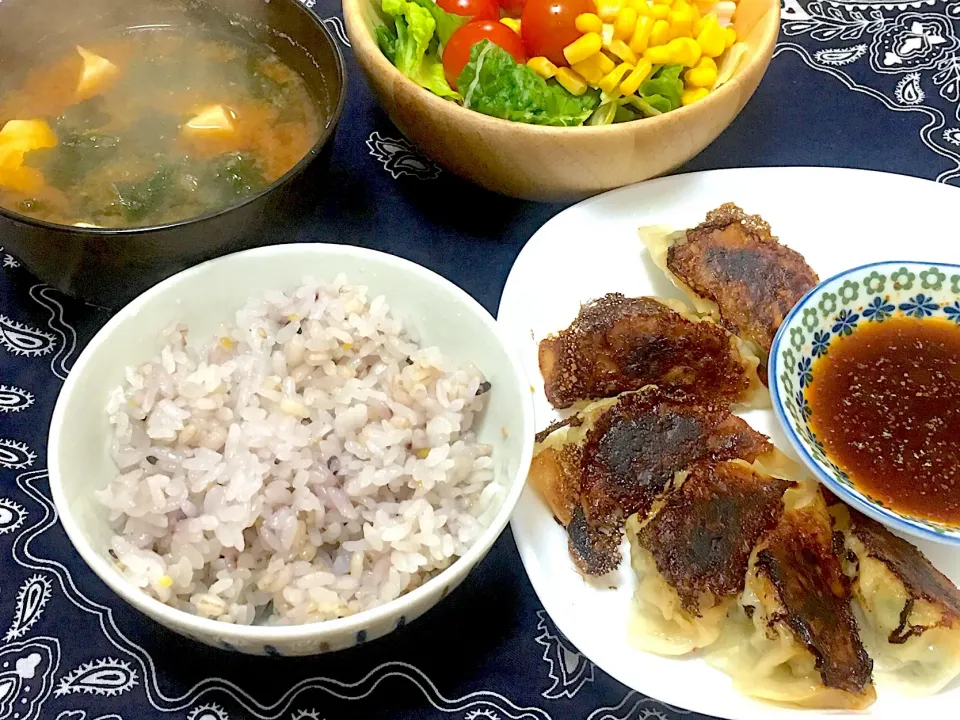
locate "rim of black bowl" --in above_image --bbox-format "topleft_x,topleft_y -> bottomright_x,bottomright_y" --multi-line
0,0 -> 347,236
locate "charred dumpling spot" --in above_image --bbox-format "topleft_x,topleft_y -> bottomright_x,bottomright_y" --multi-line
830,503 -> 960,695
643,203 -> 819,361
567,504 -> 622,577
625,459 -> 792,657
637,460 -> 791,615
709,497 -> 876,710
580,389 -> 771,522
538,294 -> 763,409
753,507 -> 872,697
530,387 -> 772,576
850,511 -> 960,624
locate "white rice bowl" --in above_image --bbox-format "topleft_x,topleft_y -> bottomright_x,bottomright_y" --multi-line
96,275 -> 501,625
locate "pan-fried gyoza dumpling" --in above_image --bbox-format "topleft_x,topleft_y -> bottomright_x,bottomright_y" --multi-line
831,502 -> 960,695
708,490 -> 876,710
528,387 -> 772,575
639,204 -> 819,371
538,293 -> 767,410
625,458 -> 791,655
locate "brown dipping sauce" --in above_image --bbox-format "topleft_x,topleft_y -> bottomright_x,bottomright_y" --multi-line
806,315 -> 960,525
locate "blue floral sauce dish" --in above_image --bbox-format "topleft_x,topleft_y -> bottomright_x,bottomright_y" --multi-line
770,260 -> 960,546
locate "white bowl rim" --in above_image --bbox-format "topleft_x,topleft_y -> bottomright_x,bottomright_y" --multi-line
48,242 -> 536,644
769,258 -> 960,546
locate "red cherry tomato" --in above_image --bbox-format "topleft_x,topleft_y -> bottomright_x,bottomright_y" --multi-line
442,21 -> 527,89
497,0 -> 528,17
437,0 -> 500,21
521,0 -> 595,66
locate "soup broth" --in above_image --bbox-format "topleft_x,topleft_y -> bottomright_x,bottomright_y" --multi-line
0,27 -> 322,228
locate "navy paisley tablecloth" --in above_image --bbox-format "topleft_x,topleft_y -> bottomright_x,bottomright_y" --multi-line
1,0 -> 959,717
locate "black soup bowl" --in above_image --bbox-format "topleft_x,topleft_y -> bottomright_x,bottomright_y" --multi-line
0,0 -> 346,307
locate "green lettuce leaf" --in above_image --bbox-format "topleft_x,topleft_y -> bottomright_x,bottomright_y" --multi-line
376,24 -> 398,63
585,101 -> 618,126
378,0 -> 459,99
408,0 -> 470,44
457,40 -> 600,126
637,64 -> 683,113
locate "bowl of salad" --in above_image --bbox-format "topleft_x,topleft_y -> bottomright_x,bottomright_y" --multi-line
343,0 -> 778,201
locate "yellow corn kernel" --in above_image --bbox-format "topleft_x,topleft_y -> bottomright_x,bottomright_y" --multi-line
724,26 -> 737,48
595,0 -> 622,21
619,58 -> 652,93
651,0 -> 671,5
630,0 -> 651,15
564,32 -> 603,65
608,38 -> 638,63
668,8 -> 694,38
598,62 -> 635,92
572,51 -> 615,83
649,18 -> 671,45
696,17 -> 726,57
693,11 -> 713,36
595,52 -> 617,73
500,17 -> 522,34
570,61 -> 600,84
629,15 -> 655,52
602,22 -> 615,47
416,448 -> 431,459
681,86 -> 709,105
684,55 -> 717,87
575,12 -> 604,33
650,3 -> 670,18
528,56 -> 559,79
644,44 -> 671,64
667,36 -> 701,65
613,6 -> 638,39
157,575 -> 174,588
582,50 -> 616,73
555,67 -> 589,95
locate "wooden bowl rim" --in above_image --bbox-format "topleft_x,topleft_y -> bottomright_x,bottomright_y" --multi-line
343,0 -> 781,136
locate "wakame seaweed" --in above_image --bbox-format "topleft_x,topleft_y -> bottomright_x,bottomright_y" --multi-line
26,131 -> 120,191
204,152 -> 267,199
111,166 -> 175,222
83,152 -> 266,225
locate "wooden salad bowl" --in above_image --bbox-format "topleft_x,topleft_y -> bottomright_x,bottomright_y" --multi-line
343,0 -> 779,202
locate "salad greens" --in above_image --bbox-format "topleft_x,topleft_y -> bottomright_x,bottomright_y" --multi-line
587,64 -> 685,125
638,65 -> 684,114
376,0 -> 464,100
375,0 -> 688,127
458,41 -> 599,126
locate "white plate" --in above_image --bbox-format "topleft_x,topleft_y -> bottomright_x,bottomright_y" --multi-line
497,167 -> 960,720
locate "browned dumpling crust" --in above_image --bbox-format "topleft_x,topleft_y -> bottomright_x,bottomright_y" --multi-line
666,203 -> 819,358
753,506 -> 874,696
636,460 -> 791,615
530,386 -> 772,575
538,294 -> 758,409
846,508 -> 960,641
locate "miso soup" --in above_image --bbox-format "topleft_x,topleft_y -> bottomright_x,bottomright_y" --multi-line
0,27 -> 322,228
